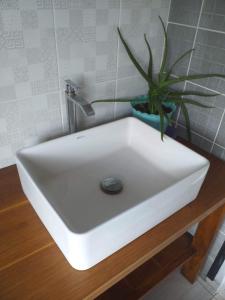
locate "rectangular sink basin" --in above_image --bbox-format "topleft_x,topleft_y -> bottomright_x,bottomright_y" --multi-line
16,117 -> 209,270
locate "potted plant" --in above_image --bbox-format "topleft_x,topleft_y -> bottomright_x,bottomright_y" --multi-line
92,17 -> 225,140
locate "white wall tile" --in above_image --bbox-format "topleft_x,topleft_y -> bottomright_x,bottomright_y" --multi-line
0,92 -> 63,168
0,1 -> 59,104
54,0 -> 120,87
0,0 -> 170,167
115,75 -> 149,119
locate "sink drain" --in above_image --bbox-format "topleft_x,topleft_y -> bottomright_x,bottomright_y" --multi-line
100,177 -> 123,195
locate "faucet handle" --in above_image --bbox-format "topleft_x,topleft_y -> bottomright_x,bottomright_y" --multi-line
65,79 -> 80,95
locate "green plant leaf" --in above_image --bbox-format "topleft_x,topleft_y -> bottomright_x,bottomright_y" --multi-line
181,103 -> 191,141
92,18 -> 224,142
161,73 -> 225,88
165,49 -> 194,80
169,97 -> 213,108
92,98 -> 131,104
154,101 -> 164,140
117,27 -> 149,82
168,90 -> 220,97
144,33 -> 153,85
163,109 -> 171,125
169,117 -> 176,126
182,99 -> 213,108
158,16 -> 168,82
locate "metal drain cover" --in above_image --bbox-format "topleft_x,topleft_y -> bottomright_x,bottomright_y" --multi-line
100,177 -> 123,195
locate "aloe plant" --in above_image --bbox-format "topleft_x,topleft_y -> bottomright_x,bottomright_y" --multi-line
92,17 -> 225,140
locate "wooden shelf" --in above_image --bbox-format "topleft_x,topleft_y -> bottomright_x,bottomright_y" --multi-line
0,140 -> 225,299
97,233 -> 195,300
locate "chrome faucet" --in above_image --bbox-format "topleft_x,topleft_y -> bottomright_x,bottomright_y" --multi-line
65,80 -> 95,133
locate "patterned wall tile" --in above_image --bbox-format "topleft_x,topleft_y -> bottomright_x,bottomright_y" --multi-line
0,92 -> 63,168
0,49 -> 9,68
200,0 -> 225,32
0,0 -> 171,168
53,0 -> 80,9
54,0 -> 120,87
15,82 -> 32,99
115,75 -> 149,119
21,10 -> 39,29
189,29 -> 225,94
36,0 -> 53,9
1,9 -> 22,31
0,0 -> 19,10
0,1 -> 59,102
118,0 -> 170,79
0,66 -> 14,87
169,0 -> 202,26
14,64 -> 29,83
0,86 -> 16,101
0,31 -> 24,49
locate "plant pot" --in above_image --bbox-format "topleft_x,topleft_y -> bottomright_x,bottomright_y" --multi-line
131,95 -> 176,132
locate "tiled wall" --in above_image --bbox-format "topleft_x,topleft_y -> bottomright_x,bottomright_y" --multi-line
0,0 -> 170,168
1,0 -> 224,288
168,0 -> 225,287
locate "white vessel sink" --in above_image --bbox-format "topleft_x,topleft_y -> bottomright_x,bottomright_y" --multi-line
16,117 -> 209,270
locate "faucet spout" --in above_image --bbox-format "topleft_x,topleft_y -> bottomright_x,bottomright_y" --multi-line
67,93 -> 95,117
65,79 -> 95,133
65,80 -> 95,117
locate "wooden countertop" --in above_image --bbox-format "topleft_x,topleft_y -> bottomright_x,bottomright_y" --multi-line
1,141 -> 225,299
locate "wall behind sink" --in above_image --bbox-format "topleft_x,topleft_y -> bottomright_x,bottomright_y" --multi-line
167,0 -> 225,292
0,0 -> 170,168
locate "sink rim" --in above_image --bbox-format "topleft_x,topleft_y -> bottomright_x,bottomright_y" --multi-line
16,117 -> 210,235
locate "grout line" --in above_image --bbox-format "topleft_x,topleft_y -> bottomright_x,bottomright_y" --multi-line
213,142 -> 225,150
210,109 -> 225,153
175,0 -> 205,126
198,276 -> 217,297
168,22 -> 225,36
52,0 -> 65,132
0,89 -> 61,105
0,242 -> 54,273
185,0 -> 205,77
168,21 -> 196,30
198,26 -> 225,35
217,277 -> 225,297
173,79 -> 225,149
167,0 -> 172,24
185,81 -> 225,97
114,0 -> 122,120
0,75 -> 144,106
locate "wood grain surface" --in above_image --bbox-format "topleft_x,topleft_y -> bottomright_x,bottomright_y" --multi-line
0,141 -> 225,299
181,205 -> 225,283
0,165 -> 27,212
